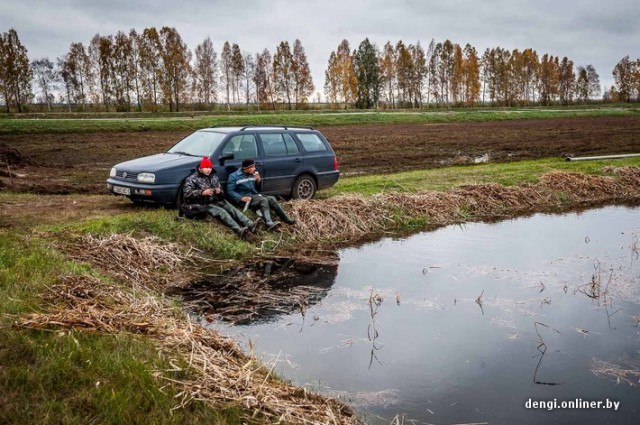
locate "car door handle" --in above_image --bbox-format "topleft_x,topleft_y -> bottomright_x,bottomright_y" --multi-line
294,158 -> 302,162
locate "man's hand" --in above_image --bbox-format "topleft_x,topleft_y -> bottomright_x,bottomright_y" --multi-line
202,188 -> 214,196
253,171 -> 261,183
240,196 -> 251,203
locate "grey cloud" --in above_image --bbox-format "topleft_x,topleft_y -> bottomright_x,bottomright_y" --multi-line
2,0 -> 636,92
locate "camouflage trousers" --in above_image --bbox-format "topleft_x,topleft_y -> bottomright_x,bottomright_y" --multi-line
248,194 -> 293,225
206,200 -> 254,236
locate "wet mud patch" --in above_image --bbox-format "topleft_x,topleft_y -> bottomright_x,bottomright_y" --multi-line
178,257 -> 339,325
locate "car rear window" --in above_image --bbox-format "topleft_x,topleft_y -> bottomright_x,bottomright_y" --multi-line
296,133 -> 328,152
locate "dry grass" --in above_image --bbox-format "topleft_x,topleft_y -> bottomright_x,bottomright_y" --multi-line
16,234 -> 357,423
591,359 -> 640,387
65,233 -> 193,290
285,167 -> 640,245
15,274 -> 358,424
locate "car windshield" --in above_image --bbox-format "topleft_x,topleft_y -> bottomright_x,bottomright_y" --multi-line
167,131 -> 226,157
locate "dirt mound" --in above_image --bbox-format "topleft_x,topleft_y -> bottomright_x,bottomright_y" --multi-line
0,142 -> 31,167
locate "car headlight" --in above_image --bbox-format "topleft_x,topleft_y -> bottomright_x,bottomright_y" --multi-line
110,167 -> 116,177
137,173 -> 156,183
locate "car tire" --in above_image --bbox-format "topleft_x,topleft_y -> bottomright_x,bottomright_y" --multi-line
291,174 -> 316,199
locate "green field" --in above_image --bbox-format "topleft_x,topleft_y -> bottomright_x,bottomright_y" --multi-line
1,106 -> 639,134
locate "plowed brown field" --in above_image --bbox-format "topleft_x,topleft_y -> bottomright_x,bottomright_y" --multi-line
2,115 -> 640,194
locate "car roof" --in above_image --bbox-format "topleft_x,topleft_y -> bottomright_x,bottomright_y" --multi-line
198,125 -> 316,133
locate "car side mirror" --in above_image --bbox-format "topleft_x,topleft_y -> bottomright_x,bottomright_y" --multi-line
218,153 -> 234,166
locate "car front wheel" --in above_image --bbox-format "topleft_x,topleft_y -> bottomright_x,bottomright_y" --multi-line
291,175 -> 316,199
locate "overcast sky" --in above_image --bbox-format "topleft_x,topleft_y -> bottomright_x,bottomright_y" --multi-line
2,0 -> 638,97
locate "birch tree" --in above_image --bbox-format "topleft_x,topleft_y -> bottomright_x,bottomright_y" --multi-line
158,27 -> 191,112
324,51 -> 340,106
613,56 -> 632,102
138,27 -> 163,110
231,43 -> 244,103
221,41 -> 232,108
354,38 -> 381,109
31,58 -> 56,110
273,41 -> 294,108
254,48 -> 273,109
292,39 -> 314,105
0,29 -> 32,113
586,64 -> 601,99
380,41 -> 396,107
576,66 -> 589,103
193,36 -> 218,109
242,52 -> 255,106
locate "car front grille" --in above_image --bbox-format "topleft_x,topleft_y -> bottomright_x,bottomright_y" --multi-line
115,170 -> 140,180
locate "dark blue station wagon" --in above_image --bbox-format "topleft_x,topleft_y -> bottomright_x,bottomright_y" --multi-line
106,126 -> 340,207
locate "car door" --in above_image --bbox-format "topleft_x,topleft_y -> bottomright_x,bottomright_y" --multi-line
217,133 -> 260,185
257,132 -> 303,194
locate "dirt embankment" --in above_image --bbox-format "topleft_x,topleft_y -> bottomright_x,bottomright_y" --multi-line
1,116 -> 640,194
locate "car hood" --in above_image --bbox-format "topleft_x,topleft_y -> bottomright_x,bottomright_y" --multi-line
115,153 -> 201,172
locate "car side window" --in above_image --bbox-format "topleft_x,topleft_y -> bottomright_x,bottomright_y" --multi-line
222,134 -> 258,159
283,134 -> 300,154
261,133 -> 300,156
296,133 -> 328,152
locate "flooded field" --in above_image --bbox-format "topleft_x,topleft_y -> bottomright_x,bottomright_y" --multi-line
203,206 -> 640,424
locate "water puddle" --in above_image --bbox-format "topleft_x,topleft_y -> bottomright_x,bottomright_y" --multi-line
199,205 -> 640,424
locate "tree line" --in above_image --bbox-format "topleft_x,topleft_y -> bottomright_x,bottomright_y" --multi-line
1,27 -> 640,113
3,27 -> 314,113
325,38 -> 609,108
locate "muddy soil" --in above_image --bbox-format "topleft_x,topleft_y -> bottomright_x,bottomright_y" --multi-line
1,116 -> 640,195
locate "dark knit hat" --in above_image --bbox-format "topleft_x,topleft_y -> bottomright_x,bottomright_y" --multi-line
241,159 -> 255,169
199,157 -> 213,169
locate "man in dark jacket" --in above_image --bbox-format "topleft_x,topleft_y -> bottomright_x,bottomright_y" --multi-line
183,157 -> 261,240
227,159 -> 296,231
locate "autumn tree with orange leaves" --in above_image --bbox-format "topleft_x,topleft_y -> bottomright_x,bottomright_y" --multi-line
292,39 -> 314,106
324,39 -> 357,108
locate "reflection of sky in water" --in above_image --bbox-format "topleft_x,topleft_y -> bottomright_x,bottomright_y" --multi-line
213,206 -> 640,424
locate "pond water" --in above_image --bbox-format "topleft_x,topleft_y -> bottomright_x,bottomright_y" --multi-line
207,205 -> 640,424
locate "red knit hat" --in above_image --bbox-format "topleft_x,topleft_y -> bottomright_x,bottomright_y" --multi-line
199,157 -> 213,169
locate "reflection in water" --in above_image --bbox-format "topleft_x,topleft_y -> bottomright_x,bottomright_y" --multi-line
367,288 -> 383,369
206,206 -> 640,424
532,321 -> 562,386
181,260 -> 337,325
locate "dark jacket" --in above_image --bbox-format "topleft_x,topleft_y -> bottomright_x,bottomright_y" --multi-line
183,169 -> 224,205
226,169 -> 261,204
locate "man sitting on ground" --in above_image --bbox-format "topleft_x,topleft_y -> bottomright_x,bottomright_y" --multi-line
227,159 -> 296,231
183,157 -> 261,240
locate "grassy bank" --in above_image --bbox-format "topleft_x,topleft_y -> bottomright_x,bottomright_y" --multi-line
1,107 -> 638,134
0,231 -> 242,424
2,157 -> 640,423
327,156 -> 640,196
